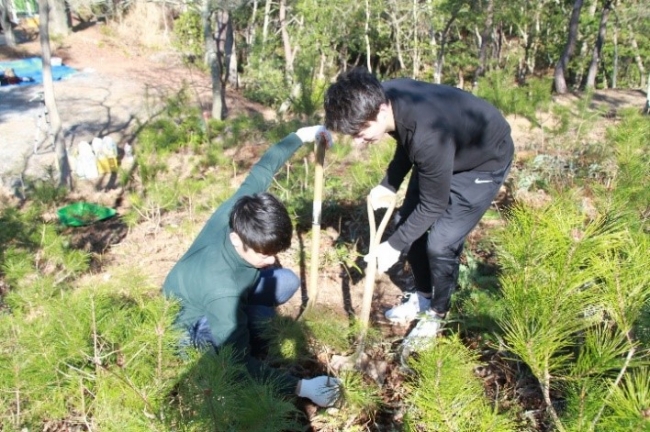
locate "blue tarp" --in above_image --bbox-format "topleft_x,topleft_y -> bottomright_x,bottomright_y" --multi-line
0,57 -> 77,86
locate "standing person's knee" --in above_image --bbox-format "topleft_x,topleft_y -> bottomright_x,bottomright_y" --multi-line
426,241 -> 459,260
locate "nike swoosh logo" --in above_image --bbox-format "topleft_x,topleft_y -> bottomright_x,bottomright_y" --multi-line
474,179 -> 493,184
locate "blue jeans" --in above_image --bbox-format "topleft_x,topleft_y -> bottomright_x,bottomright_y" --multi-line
186,267 -> 300,351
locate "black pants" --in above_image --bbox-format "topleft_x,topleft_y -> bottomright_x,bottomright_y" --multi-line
397,158 -> 512,315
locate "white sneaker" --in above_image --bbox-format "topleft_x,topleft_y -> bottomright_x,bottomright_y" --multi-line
401,310 -> 445,356
385,292 -> 431,323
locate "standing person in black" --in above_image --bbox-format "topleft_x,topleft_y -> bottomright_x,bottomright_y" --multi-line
324,68 -> 514,352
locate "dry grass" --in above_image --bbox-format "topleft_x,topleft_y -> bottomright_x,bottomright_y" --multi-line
115,1 -> 175,50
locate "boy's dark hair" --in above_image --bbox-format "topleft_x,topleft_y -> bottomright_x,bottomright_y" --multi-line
229,192 -> 292,255
324,68 -> 388,135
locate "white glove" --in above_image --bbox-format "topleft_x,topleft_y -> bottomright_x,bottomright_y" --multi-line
295,125 -> 333,148
368,185 -> 396,210
296,376 -> 341,407
364,241 -> 401,273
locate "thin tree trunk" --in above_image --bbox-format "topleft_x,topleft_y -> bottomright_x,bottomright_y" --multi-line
318,49 -> 325,79
585,0 -> 612,89
278,0 -> 301,114
279,0 -> 295,81
627,23 -> 646,88
412,0 -> 418,78
645,75 -> 650,114
38,0 -> 70,188
48,0 -> 69,37
246,0 -> 258,50
554,0 -> 584,94
1,0 -> 16,47
473,0 -> 494,87
203,6 -> 222,119
262,0 -> 272,46
365,0 -> 371,72
388,0 -> 405,70
611,10 -> 618,88
433,10 -> 459,84
215,9 -> 231,119
528,8 -> 542,75
228,27 -> 238,88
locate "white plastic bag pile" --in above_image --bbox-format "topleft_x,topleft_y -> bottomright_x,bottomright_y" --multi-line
72,136 -> 120,180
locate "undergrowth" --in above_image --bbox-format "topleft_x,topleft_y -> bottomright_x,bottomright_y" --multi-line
1,91 -> 648,431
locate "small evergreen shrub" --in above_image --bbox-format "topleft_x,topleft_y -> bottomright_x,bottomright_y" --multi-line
172,11 -> 205,64
404,335 -> 517,431
477,71 -> 553,125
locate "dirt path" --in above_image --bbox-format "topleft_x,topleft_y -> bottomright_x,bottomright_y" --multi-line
0,24 -> 217,191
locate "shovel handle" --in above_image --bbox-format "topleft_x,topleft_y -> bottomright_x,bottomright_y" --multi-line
358,196 -> 397,335
306,138 -> 328,310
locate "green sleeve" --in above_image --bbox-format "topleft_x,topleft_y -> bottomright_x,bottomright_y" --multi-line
231,133 -> 304,202
197,133 -> 304,243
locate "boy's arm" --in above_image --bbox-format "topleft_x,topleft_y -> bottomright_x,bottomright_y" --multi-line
233,126 -> 332,201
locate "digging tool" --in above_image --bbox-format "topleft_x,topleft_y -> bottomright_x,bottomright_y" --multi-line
356,194 -> 397,356
306,136 -> 328,310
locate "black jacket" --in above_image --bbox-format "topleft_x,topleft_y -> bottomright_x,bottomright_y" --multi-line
380,79 -> 514,251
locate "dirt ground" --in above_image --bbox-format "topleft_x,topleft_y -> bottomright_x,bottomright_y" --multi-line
1,21 -> 648,430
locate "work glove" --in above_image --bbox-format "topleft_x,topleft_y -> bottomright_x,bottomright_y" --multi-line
365,241 -> 401,273
368,185 -> 396,210
296,125 -> 333,148
296,376 -> 341,407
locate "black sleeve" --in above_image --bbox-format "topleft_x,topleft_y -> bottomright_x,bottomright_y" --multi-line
386,131 -> 454,251
380,143 -> 412,192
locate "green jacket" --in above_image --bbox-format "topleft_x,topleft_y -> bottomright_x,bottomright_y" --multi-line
163,133 -> 303,392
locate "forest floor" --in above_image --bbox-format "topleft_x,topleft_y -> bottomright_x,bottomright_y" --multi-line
1,20 -> 648,431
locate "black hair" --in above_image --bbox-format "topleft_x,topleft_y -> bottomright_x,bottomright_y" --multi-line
229,192 -> 292,255
324,67 -> 388,135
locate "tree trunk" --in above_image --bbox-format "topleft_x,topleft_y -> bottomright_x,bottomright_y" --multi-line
364,0 -> 371,72
279,0 -> 295,82
246,0 -> 258,52
433,10 -> 459,84
473,0 -> 494,86
48,0 -> 70,37
1,0 -> 16,48
228,27 -> 238,88
585,0 -> 612,89
645,74 -> 650,114
39,0 -> 70,188
215,9 -> 231,119
204,6 -> 222,120
262,0 -> 272,46
611,10 -> 618,88
554,0 -> 584,94
412,0 -> 419,78
627,23 -> 646,89
277,0 -> 301,115
387,0 -> 405,70
518,7 -> 542,83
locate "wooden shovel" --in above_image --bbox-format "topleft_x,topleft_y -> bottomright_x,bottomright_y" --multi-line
356,194 -> 396,355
